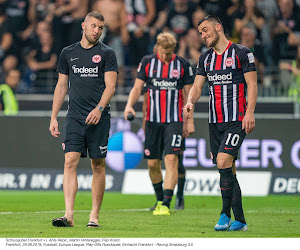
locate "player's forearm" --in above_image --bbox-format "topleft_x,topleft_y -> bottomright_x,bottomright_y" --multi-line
98,84 -> 116,108
187,85 -> 202,105
126,86 -> 142,108
51,85 -> 68,120
246,81 -> 257,114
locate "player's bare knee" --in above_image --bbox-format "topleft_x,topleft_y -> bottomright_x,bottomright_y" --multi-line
64,161 -> 78,171
148,159 -> 160,170
164,154 -> 178,165
91,159 -> 105,173
64,158 -> 79,171
216,155 -> 233,169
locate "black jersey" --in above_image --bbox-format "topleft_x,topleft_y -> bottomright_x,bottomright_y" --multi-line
137,53 -> 193,123
6,0 -> 30,33
196,41 -> 256,124
57,41 -> 118,119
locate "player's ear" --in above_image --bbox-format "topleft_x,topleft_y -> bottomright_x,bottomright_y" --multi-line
216,23 -> 222,33
81,21 -> 85,30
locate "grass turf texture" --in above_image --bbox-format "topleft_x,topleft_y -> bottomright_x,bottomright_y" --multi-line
0,191 -> 299,238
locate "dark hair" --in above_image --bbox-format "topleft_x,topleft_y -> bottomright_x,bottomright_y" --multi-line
198,15 -> 223,28
86,11 -> 105,22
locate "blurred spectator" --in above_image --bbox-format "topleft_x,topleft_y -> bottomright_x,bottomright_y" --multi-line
225,0 -> 241,39
0,6 -> 12,63
239,25 -> 264,85
280,46 -> 300,102
2,55 -> 19,73
123,0 -> 155,67
46,0 -> 88,54
164,0 -> 196,42
35,19 -> 52,38
197,0 -> 231,35
0,68 -> 20,115
177,8 -> 208,68
233,0 -> 265,42
149,0 -> 169,48
273,0 -> 300,62
25,30 -> 57,93
273,0 -> 300,89
92,0 -> 126,91
5,0 -> 37,57
0,54 -> 19,82
34,0 -> 53,21
255,0 -> 278,83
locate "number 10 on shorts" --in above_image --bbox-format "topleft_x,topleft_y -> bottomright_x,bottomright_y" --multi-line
225,133 -> 240,146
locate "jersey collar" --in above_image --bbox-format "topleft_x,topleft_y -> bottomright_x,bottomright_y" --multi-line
213,40 -> 233,55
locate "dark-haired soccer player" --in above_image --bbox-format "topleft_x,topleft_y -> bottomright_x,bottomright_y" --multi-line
124,32 -> 194,215
49,11 -> 118,228
185,15 -> 257,231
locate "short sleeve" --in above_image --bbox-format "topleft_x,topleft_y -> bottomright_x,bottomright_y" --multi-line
57,48 -> 69,75
196,52 -> 207,76
103,49 -> 119,73
136,56 -> 149,81
182,59 -> 194,85
238,46 -> 256,74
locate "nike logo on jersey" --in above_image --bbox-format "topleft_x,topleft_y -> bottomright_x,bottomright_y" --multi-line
70,57 -> 79,61
224,147 -> 234,150
173,148 -> 180,151
206,63 -> 210,66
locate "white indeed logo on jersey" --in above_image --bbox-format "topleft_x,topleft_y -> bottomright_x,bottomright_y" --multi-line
72,65 -> 98,77
207,72 -> 232,84
152,79 -> 177,89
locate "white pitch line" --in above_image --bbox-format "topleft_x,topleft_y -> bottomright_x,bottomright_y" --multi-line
0,209 -> 299,215
0,208 -> 151,215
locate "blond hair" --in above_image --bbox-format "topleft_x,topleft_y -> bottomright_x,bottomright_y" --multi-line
156,32 -> 177,51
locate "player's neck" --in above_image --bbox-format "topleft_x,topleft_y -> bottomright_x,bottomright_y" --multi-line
80,39 -> 97,49
213,36 -> 230,55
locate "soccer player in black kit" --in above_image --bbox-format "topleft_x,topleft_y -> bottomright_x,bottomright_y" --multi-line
185,16 -> 258,231
124,32 -> 194,215
49,11 -> 118,228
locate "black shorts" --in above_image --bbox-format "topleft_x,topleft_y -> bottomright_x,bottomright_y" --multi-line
62,116 -> 110,159
209,121 -> 246,164
144,121 -> 183,159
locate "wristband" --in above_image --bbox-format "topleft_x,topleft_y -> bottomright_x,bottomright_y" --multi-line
96,105 -> 104,112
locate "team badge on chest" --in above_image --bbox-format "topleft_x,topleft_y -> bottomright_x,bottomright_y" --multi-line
225,57 -> 234,67
171,69 -> 180,78
92,55 -> 102,63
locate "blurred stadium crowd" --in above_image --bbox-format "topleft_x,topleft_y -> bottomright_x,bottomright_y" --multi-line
0,0 -> 300,96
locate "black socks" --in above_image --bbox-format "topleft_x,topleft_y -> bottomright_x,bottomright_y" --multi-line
153,181 -> 163,201
162,189 -> 173,208
219,168 -> 234,218
177,177 -> 185,198
232,174 -> 246,224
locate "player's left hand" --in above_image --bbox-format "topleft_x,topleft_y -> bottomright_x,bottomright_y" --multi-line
242,112 -> 255,134
85,108 -> 102,125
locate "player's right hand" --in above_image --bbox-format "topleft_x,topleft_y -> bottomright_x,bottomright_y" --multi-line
124,106 -> 136,120
184,103 -> 194,119
49,119 -> 60,137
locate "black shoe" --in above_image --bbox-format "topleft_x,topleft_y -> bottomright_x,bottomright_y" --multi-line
174,196 -> 184,210
149,202 -> 157,211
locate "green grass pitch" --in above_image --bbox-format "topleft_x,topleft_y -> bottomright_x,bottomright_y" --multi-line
0,191 -> 299,238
